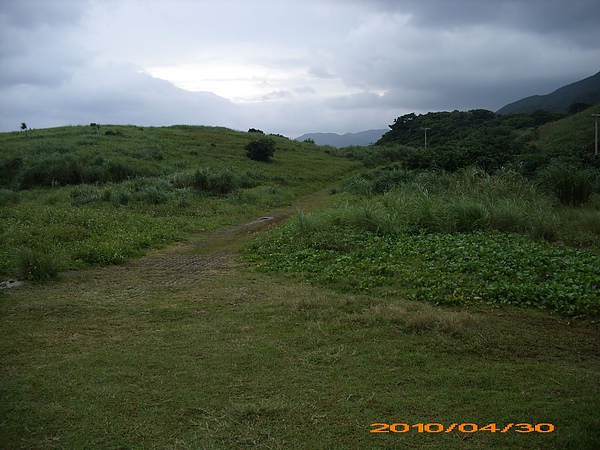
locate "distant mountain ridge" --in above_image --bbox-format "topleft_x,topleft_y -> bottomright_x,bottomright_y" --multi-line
497,71 -> 600,114
294,129 -> 387,147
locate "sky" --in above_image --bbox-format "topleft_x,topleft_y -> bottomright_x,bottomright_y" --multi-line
1,0 -> 599,138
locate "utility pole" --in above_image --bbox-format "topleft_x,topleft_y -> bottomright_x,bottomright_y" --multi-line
422,127 -> 431,151
592,114 -> 600,157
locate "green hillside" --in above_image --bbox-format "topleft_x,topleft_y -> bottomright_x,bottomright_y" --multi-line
0,125 -> 354,191
0,125 -> 357,277
370,106 -> 600,174
497,71 -> 600,114
535,104 -> 600,156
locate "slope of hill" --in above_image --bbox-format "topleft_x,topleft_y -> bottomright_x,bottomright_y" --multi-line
295,129 -> 387,147
0,124 -> 357,276
497,71 -> 600,114
534,103 -> 600,156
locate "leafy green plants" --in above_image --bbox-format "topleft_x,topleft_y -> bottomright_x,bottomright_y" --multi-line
247,226 -> 600,318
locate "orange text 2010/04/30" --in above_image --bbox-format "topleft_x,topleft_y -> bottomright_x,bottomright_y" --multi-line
370,423 -> 555,433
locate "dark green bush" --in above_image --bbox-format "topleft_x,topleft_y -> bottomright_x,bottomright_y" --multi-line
245,138 -> 275,161
0,155 -> 23,188
13,247 -> 63,282
0,189 -> 20,206
17,154 -> 84,189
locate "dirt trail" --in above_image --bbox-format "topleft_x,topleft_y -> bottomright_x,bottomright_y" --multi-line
88,188 -> 330,287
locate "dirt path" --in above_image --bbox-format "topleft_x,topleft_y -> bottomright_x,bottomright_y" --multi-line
74,188 -> 330,288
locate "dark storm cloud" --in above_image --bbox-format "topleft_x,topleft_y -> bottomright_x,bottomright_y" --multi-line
0,0 -> 599,135
366,0 -> 599,46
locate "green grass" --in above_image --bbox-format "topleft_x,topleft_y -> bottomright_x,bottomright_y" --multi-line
535,104 -> 600,156
245,167 -> 600,319
0,124 -> 598,449
0,125 -> 358,278
1,244 -> 598,449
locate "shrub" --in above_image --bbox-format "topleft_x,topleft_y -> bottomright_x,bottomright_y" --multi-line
208,168 -> 237,195
131,177 -> 173,204
0,155 -> 23,188
136,185 -> 171,204
114,189 -> 133,205
245,138 -> 276,162
70,184 -> 102,205
0,189 -> 20,206
17,154 -> 84,189
13,247 -> 63,282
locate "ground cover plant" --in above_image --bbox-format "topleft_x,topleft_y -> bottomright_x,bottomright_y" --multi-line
248,227 -> 599,318
246,167 -> 600,319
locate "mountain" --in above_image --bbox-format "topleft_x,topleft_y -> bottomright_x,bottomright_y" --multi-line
294,129 -> 387,147
497,71 -> 600,115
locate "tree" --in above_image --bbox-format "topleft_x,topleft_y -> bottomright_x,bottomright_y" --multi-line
568,102 -> 593,115
245,138 -> 276,161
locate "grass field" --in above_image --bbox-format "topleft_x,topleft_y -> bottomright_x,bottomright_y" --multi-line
0,124 -> 599,449
1,204 -> 598,449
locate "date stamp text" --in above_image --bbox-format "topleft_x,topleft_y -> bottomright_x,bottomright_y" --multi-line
371,423 -> 554,434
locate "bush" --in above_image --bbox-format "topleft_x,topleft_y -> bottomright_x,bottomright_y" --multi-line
131,177 -> 173,204
13,247 -> 63,282
0,155 -> 23,188
171,168 -> 237,196
17,154 -> 84,189
70,184 -> 103,205
245,138 -> 276,162
0,189 -> 20,206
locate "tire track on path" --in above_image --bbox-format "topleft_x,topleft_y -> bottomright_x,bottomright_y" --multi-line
101,188 -> 329,287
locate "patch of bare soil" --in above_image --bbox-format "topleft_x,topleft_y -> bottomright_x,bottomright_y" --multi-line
119,189 -> 330,285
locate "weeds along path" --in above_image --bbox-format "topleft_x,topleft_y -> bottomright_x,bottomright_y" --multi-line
80,188 -> 329,288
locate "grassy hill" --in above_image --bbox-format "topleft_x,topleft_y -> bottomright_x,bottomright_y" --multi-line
535,104 -> 600,156
0,125 -> 358,277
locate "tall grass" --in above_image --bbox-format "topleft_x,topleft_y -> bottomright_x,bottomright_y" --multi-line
12,247 -> 63,282
303,167 -> 583,243
536,163 -> 599,206
171,167 -> 237,195
0,188 -> 20,206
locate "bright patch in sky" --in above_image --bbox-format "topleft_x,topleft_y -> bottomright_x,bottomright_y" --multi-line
145,63 -> 357,103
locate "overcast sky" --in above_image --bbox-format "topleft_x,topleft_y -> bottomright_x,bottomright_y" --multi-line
1,0 -> 599,137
